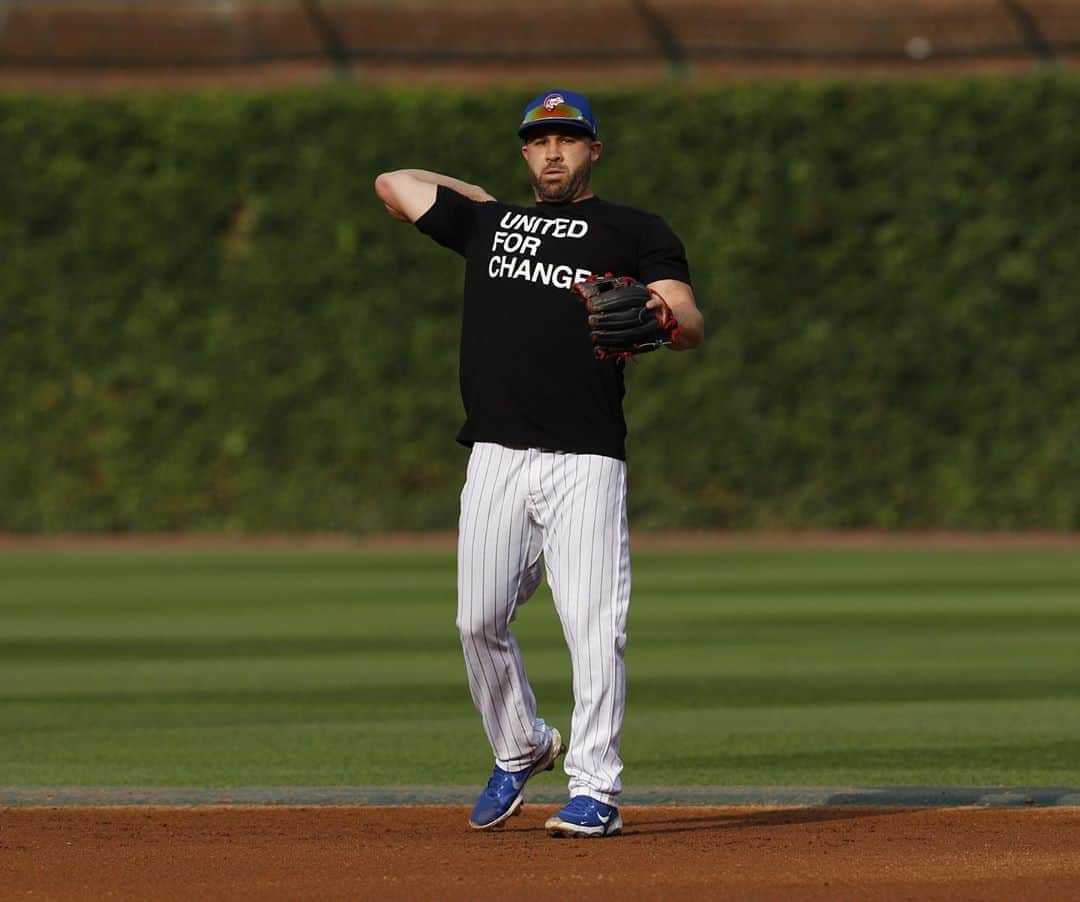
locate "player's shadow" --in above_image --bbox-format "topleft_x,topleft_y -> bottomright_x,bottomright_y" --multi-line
619,806 -> 917,837
502,806 -> 919,838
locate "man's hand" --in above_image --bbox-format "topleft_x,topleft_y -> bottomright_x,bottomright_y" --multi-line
374,170 -> 495,223
573,274 -> 681,363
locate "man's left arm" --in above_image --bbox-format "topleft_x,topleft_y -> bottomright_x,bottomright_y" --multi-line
647,279 -> 704,350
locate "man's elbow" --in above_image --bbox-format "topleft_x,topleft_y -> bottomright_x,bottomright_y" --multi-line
690,316 -> 705,347
675,313 -> 705,350
374,171 -> 400,206
374,172 -> 414,222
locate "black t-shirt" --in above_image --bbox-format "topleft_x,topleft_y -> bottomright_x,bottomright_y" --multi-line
416,186 -> 691,460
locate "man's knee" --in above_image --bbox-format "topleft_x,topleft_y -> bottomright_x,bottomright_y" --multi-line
456,604 -> 500,645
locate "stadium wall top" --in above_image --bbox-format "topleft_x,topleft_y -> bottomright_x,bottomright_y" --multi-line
0,0 -> 1077,90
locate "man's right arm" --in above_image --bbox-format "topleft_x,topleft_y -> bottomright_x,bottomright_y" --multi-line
374,169 -> 495,223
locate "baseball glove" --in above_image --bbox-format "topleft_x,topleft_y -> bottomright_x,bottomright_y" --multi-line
572,273 -> 681,362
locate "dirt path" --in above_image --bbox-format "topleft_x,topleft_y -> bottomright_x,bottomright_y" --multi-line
4,805 -> 1080,900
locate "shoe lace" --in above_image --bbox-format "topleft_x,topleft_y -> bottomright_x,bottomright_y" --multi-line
482,742 -> 551,800
563,796 -> 598,818
483,768 -> 513,798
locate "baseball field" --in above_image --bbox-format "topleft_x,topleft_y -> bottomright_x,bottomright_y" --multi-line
3,541 -> 1079,897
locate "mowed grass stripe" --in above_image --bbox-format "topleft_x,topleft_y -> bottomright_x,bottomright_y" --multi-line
4,607 -> 1080,655
5,670 -> 1080,708
0,548 -> 1078,786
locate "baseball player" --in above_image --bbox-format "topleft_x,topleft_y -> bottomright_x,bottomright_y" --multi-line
375,89 -> 703,837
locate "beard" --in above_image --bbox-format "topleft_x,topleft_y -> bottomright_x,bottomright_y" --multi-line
531,160 -> 592,203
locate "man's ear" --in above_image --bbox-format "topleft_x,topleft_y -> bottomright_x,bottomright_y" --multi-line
591,141 -> 603,162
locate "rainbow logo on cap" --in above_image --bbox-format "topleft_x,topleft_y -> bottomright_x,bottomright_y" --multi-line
518,89 -> 598,139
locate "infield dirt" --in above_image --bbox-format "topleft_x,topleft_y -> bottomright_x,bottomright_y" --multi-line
4,805 -> 1080,900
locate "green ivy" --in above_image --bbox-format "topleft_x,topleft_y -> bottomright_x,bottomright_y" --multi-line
2,78 -> 1078,531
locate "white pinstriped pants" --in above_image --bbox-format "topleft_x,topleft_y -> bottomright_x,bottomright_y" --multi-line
457,442 -> 631,805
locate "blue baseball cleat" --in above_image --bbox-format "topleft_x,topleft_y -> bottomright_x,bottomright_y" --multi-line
468,728 -> 564,830
545,795 -> 623,838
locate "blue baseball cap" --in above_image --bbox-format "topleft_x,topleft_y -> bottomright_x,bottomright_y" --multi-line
518,89 -> 598,140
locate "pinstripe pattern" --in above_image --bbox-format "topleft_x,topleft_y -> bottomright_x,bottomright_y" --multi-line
457,442 -> 630,803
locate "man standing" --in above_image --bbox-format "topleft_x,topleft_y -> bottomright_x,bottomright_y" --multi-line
375,89 -> 704,837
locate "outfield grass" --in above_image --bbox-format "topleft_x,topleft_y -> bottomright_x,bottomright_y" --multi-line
1,548 -> 1078,787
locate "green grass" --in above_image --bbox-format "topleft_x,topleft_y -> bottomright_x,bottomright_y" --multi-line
1,549 -> 1079,786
